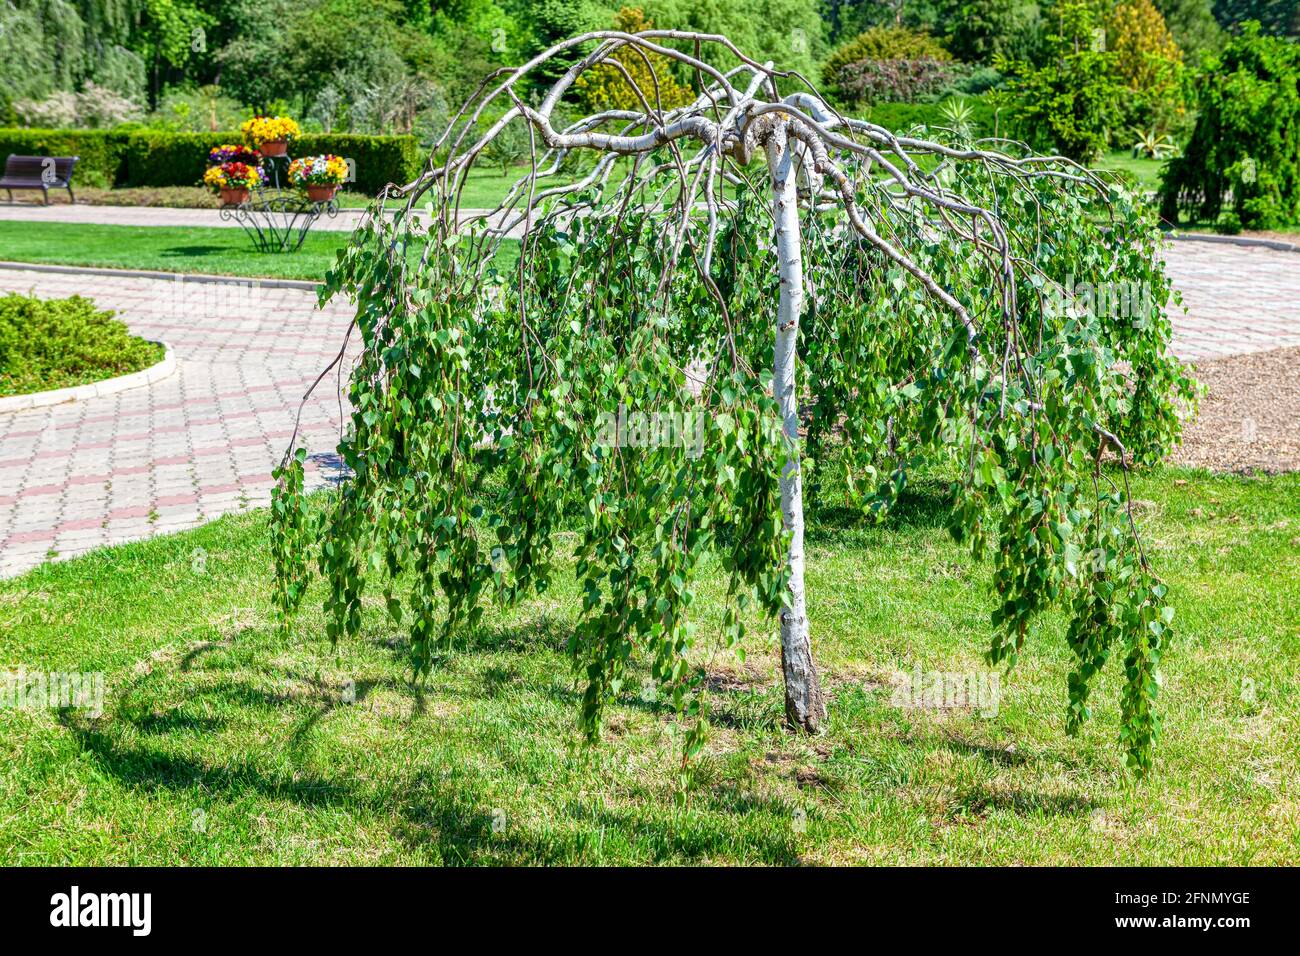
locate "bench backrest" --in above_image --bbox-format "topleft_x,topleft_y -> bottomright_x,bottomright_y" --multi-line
3,154 -> 79,186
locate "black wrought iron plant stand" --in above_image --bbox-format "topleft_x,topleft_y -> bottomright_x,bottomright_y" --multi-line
219,153 -> 338,253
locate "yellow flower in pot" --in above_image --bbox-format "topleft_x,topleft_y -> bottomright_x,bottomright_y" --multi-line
241,116 -> 301,156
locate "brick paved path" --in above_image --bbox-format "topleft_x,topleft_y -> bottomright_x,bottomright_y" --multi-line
0,238 -> 1297,577
0,269 -> 356,576
1162,241 -> 1300,360
0,202 -> 511,235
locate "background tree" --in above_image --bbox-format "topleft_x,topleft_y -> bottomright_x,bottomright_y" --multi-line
1214,0 -> 1300,38
573,8 -> 695,112
1153,0 -> 1224,56
826,0 -> 946,38
941,0 -> 1042,63
273,30 -> 1192,772
426,0 -> 520,105
1108,0 -> 1186,133
637,0 -> 828,77
1159,21 -> 1300,230
996,1 -> 1127,160
1109,0 -> 1184,90
0,0 -> 152,113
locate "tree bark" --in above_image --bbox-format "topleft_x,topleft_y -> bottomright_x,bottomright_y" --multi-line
765,122 -> 827,734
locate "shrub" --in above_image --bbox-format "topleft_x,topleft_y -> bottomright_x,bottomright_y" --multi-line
824,26 -> 953,76
481,120 -> 531,176
1159,22 -> 1300,229
822,26 -> 953,104
573,8 -> 695,113
834,58 -> 960,104
149,86 -> 247,133
0,294 -> 164,398
12,82 -> 143,129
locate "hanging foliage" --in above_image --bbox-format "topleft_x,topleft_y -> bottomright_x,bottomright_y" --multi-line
272,29 -> 1195,774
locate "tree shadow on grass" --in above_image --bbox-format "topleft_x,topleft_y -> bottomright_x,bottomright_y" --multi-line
180,639 -> 234,672
61,712 -> 354,809
57,630 -> 803,864
464,613 -> 571,656
933,735 -> 1096,819
951,784 -> 1096,819
366,613 -> 571,664
158,245 -> 232,259
804,478 -> 956,545
389,771 -> 803,864
130,709 -> 227,737
60,704 -> 800,864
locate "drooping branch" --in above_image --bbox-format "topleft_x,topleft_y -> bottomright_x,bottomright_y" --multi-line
277,30 -> 1194,773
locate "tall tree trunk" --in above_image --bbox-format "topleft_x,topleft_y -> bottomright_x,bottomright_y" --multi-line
765,122 -> 827,733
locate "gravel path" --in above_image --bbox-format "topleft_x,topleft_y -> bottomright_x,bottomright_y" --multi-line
1172,346 -> 1300,474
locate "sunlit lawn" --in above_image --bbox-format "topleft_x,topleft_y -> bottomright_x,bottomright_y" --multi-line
1,467 -> 1296,864
1094,151 -> 1166,193
0,219 -> 523,282
0,221 -> 348,280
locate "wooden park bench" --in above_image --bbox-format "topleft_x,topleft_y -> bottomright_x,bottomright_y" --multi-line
0,155 -> 79,205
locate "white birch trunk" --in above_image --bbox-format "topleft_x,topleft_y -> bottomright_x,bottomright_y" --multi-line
765,122 -> 827,733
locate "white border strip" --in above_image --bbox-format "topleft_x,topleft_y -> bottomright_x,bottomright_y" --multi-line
1168,232 -> 1299,254
0,342 -> 175,414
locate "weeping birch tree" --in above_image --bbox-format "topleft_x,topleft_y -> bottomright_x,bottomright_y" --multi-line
271,30 -> 1195,772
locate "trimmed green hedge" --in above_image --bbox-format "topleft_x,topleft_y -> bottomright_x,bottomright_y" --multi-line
0,130 -> 125,189
0,129 -> 425,195
0,293 -> 165,398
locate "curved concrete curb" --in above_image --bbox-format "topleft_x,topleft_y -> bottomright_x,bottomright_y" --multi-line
1167,232 -> 1299,254
0,260 -> 322,290
0,342 -> 175,414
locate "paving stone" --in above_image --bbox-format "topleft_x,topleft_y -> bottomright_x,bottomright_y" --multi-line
2,239 -> 1297,576
0,268 -> 355,576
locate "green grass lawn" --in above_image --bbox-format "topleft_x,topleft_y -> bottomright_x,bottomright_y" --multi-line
1094,151 -> 1166,192
0,220 -> 349,280
0,220 -> 520,281
1,467 -> 1296,865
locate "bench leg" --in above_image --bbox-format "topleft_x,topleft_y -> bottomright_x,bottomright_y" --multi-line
67,186 -> 75,205
42,187 -> 49,206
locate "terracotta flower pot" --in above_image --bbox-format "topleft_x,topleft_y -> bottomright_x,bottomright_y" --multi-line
306,184 -> 339,202
220,187 -> 250,205
260,140 -> 288,157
